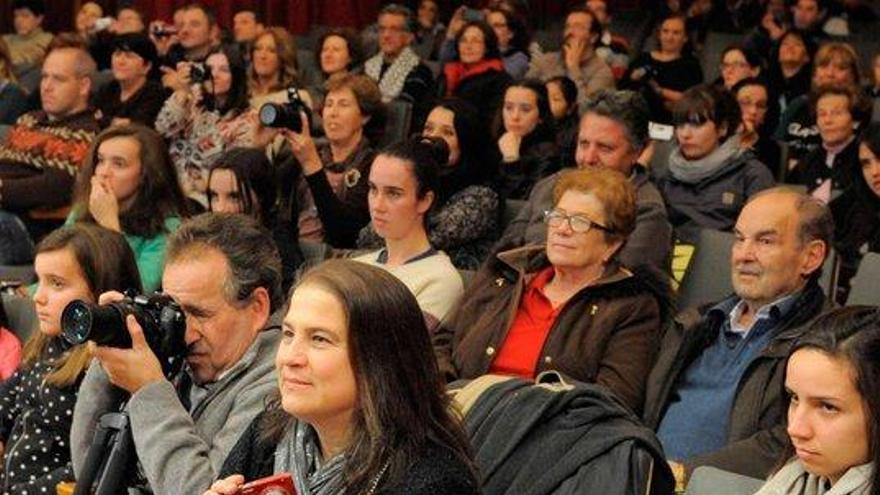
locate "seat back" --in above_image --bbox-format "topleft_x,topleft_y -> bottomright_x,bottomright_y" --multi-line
379,99 -> 413,148
1,292 -> 37,343
847,252 -> 880,306
685,466 -> 764,495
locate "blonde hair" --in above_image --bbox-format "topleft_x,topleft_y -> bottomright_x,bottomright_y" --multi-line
552,167 -> 637,242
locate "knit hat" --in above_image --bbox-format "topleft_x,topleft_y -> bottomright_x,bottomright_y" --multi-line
112,32 -> 158,67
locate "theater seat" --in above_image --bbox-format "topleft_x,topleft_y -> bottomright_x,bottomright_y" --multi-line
684,466 -> 764,495
846,252 -> 880,306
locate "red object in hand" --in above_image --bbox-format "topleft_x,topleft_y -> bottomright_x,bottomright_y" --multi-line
236,473 -> 297,495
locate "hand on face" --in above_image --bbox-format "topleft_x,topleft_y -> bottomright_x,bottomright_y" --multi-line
563,36 -> 586,71
498,131 -> 522,162
89,176 -> 121,232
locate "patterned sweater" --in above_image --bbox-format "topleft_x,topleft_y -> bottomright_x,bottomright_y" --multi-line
0,109 -> 99,211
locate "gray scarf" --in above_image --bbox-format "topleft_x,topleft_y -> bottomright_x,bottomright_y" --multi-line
365,46 -> 420,103
667,135 -> 744,184
275,420 -> 347,495
754,461 -> 873,495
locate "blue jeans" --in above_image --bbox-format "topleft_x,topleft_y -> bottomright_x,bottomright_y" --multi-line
0,210 -> 35,265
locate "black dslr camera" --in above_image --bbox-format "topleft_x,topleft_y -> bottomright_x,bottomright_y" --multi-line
259,87 -> 312,133
190,62 -> 212,84
61,293 -> 187,376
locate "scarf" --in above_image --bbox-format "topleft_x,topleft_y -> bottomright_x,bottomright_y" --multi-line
442,58 -> 505,96
667,135 -> 745,185
754,461 -> 873,495
365,46 -> 421,103
275,420 -> 347,495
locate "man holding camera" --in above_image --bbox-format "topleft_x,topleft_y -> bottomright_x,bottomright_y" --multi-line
71,214 -> 283,495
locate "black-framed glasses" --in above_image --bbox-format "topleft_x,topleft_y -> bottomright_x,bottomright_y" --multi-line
543,209 -> 613,234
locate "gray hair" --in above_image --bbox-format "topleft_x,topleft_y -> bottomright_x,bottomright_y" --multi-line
379,3 -> 416,33
582,89 -> 650,152
166,213 -> 284,311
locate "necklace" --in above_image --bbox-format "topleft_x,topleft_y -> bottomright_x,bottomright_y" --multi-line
365,459 -> 391,495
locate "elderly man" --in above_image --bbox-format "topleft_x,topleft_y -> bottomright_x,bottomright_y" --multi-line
363,3 -> 435,124
0,39 -> 100,264
71,214 -> 283,495
643,188 -> 832,486
499,89 -> 672,275
526,7 -> 614,111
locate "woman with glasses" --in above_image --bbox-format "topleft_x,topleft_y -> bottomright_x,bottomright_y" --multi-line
655,84 -> 774,244
434,167 -> 667,414
733,77 -> 782,175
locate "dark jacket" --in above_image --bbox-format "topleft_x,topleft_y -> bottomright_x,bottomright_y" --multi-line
434,245 -> 666,414
495,132 -> 560,200
830,183 -> 880,303
656,149 -> 774,244
442,68 -> 512,129
788,137 -> 860,201
452,373 -> 674,495
0,338 -> 82,494
642,280 -> 828,479
498,166 -> 672,275
219,410 -> 480,495
92,80 -> 171,128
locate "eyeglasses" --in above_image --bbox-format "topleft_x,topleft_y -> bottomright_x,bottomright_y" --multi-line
543,209 -> 613,234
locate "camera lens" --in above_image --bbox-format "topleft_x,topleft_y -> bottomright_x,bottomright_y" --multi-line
61,300 -> 94,345
259,104 -> 281,127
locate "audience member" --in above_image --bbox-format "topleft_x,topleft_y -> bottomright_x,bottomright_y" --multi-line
155,44 -> 254,206
776,41 -> 862,164
718,44 -> 764,92
114,6 -> 147,35
309,28 -> 364,115
0,41 -> 100,265
789,85 -> 861,204
866,52 -> 880,123
767,29 -> 816,112
754,306 -> 879,495
364,4 -> 435,126
247,27 -> 312,111
0,301 -> 21,381
207,147 -> 303,293
655,84 -> 774,243
485,8 -> 531,80
734,77 -> 782,174
526,7 -> 614,111
436,167 -> 667,414
74,2 -> 103,41
545,75 -> 580,168
2,0 -> 53,70
412,0 -> 445,61
71,213 -> 284,495
92,33 -> 170,128
205,260 -> 479,495
159,3 -> 220,90
278,73 -> 382,248
0,37 -> 28,125
353,138 -> 464,322
623,12 -> 704,124
231,9 -> 264,46
0,223 -> 142,493
360,98 -> 500,270
494,79 -> 559,200
500,89 -> 672,275
829,122 -> 880,302
68,125 -> 188,292
644,187 -> 832,484
587,0 -> 631,81
439,20 -> 513,127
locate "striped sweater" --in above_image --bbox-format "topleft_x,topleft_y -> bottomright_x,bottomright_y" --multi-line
0,109 -> 99,211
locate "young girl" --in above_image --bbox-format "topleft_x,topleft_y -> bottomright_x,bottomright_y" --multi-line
69,124 -> 188,292
0,224 -> 142,493
755,306 -> 880,495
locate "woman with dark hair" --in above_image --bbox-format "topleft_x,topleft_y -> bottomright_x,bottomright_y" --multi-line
495,79 -> 559,200
248,27 -> 313,111
622,12 -> 703,124
436,167 -> 667,414
733,77 -> 782,174
315,28 -> 363,80
655,84 -> 774,243
717,44 -> 764,92
439,20 -> 513,125
276,73 -> 384,249
156,44 -> 256,205
546,75 -> 580,168
203,259 -> 479,495
207,147 -> 304,292
353,137 -> 464,322
68,124 -> 188,292
829,122 -> 880,303
0,223 -> 141,493
358,98 -> 500,269
767,29 -> 816,112
440,7 -> 531,80
754,306 -> 880,495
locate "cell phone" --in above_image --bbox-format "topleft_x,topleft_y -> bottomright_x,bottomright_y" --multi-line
236,473 -> 297,495
462,7 -> 484,22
